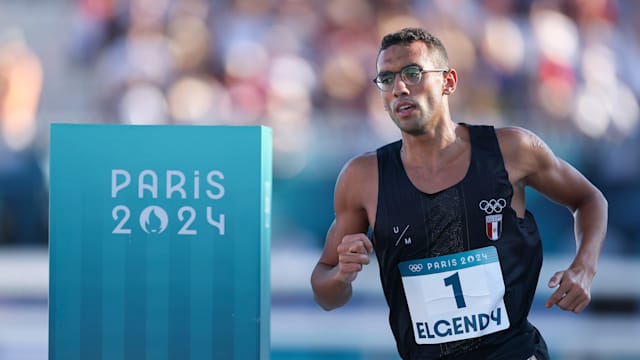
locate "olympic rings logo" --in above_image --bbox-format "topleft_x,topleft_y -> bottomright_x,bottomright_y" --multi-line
479,198 -> 507,214
408,264 -> 423,272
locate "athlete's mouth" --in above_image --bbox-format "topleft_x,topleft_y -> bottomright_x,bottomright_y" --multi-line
395,100 -> 416,116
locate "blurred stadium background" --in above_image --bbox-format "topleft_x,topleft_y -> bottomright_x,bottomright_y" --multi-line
0,0 -> 639,359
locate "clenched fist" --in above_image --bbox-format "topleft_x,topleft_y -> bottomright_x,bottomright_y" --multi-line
335,233 -> 373,283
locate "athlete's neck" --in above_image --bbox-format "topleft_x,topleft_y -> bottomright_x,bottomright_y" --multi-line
400,121 -> 466,172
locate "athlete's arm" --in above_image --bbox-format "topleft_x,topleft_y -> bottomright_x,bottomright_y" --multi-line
500,127 -> 608,313
311,154 -> 375,311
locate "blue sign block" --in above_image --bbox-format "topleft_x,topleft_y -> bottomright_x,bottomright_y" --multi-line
49,124 -> 272,360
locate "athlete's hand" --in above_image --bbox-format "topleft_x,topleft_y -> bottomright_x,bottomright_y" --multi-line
335,233 -> 373,284
544,265 -> 595,313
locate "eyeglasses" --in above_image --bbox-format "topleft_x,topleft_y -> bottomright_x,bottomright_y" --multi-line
373,65 -> 448,92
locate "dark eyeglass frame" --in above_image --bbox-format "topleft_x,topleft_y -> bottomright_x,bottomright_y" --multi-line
373,65 -> 448,91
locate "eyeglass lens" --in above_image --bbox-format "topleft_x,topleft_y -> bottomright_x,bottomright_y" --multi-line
375,66 -> 423,91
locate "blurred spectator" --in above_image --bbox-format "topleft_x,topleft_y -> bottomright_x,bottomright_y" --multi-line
0,29 -> 48,245
25,0 -> 640,252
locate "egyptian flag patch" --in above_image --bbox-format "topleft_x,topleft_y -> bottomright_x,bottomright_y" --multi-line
485,214 -> 502,240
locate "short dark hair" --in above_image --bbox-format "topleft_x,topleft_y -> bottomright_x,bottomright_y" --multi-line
378,28 -> 449,68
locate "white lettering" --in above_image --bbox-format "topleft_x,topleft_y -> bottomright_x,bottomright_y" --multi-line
206,170 -> 225,200
207,207 -> 225,235
138,170 -> 158,198
166,170 -> 187,199
194,171 -> 200,199
177,206 -> 197,235
110,168 -> 228,237
111,170 -> 131,198
112,205 -> 131,234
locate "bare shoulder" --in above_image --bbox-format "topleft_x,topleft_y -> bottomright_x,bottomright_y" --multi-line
494,126 -> 557,182
339,151 -> 378,179
495,126 -> 542,150
496,125 -> 554,155
334,151 -> 378,214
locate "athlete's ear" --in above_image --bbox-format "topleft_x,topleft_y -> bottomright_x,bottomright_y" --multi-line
442,69 -> 457,95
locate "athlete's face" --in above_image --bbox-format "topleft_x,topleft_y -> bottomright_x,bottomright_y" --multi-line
376,42 -> 454,135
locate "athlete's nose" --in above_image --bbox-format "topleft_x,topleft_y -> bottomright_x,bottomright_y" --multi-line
392,75 -> 410,97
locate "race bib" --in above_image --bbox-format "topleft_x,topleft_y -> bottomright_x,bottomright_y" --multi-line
398,246 -> 509,344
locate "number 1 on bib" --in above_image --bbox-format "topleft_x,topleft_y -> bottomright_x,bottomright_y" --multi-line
444,272 -> 466,309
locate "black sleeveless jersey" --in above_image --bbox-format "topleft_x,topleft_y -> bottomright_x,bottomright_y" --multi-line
373,124 -> 549,359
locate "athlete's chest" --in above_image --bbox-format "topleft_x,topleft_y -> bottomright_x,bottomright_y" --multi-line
401,145 -> 471,195
374,185 -> 469,258
373,162 -> 513,258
